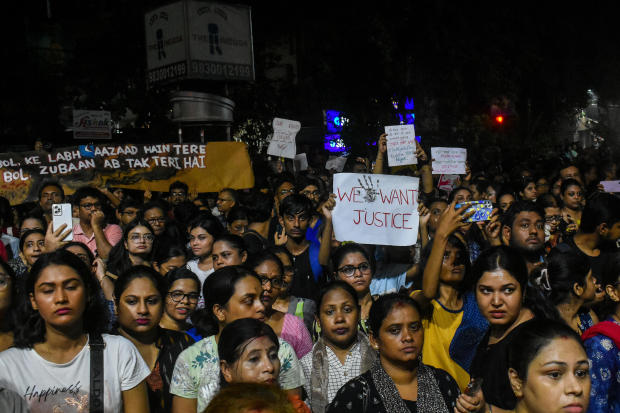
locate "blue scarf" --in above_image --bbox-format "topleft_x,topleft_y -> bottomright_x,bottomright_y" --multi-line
449,291 -> 489,372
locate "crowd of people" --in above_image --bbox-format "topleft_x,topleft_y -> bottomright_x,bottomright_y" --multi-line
0,135 -> 617,413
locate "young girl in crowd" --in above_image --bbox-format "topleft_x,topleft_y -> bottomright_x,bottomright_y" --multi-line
270,246 -> 316,333
300,281 -> 376,412
411,202 -> 488,391
107,219 -> 155,277
532,251 -> 598,334
159,267 -> 202,342
186,215 -> 224,307
114,265 -> 194,413
8,228 -> 46,282
152,241 -> 188,276
0,250 -> 150,412
0,260 -> 17,351
517,177 -> 538,202
469,246 -> 535,411
582,252 -> 620,413
211,234 -> 248,270
507,319 -> 590,413
218,318 -> 310,413
169,266 -> 304,413
328,293 -> 480,413
560,178 -> 584,234
247,250 -> 313,359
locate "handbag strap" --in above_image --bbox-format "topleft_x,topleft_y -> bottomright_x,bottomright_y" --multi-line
89,334 -> 105,413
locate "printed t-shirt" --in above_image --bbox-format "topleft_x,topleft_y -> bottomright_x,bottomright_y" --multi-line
0,334 -> 150,413
185,259 -> 214,308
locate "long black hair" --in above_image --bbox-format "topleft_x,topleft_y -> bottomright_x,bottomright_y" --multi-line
0,260 -> 18,332
14,250 -> 109,348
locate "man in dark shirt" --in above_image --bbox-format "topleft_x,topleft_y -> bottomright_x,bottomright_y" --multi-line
243,191 -> 274,255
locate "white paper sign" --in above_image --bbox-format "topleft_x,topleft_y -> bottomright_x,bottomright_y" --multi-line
326,156 -> 348,172
601,180 -> 620,193
384,125 -> 417,167
332,173 -> 419,246
431,147 -> 467,174
267,118 -> 300,159
294,153 -> 308,171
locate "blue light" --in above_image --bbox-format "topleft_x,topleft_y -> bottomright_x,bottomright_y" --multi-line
325,110 -> 344,133
404,97 -> 414,111
324,134 -> 348,153
405,113 -> 415,124
334,116 -> 341,127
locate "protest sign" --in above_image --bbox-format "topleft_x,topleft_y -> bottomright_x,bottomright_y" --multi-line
384,124 -> 417,167
325,156 -> 347,172
332,173 -> 419,246
437,174 -> 459,192
601,180 -> 620,193
73,110 -> 112,140
431,147 -> 467,175
267,117 -> 300,159
0,142 -> 254,205
294,153 -> 308,171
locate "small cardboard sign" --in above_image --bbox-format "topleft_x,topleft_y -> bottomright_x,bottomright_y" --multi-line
294,153 -> 308,171
431,147 -> 467,174
326,156 -> 348,172
384,124 -> 417,167
267,118 -> 300,159
437,174 -> 459,192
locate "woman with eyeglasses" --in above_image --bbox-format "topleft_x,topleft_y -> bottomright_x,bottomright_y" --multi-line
107,219 -> 156,278
159,268 -> 202,342
114,265 -> 195,413
247,251 -> 313,359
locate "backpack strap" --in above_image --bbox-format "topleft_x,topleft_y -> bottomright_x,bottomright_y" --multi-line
89,334 -> 105,413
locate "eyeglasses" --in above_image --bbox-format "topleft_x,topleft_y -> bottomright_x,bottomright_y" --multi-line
168,291 -> 200,303
545,215 -> 562,223
171,192 -> 186,198
147,217 -> 166,225
257,275 -> 285,288
301,190 -> 321,197
278,188 -> 295,196
129,233 -> 155,242
337,262 -> 371,277
80,202 -> 102,210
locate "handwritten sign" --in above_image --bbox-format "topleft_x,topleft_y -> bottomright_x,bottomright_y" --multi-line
332,173 -> 419,246
294,153 -> 308,171
437,174 -> 459,192
0,142 -> 254,205
326,156 -> 348,172
384,124 -> 417,167
601,180 -> 620,193
267,117 -> 300,159
431,147 -> 467,175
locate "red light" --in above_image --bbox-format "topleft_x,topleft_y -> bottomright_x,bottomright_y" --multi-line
495,115 -> 504,124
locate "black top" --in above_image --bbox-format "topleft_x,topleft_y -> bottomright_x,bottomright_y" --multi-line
242,229 -> 269,255
327,365 -> 459,413
290,247 -> 325,301
470,318 -> 535,410
556,236 -> 612,282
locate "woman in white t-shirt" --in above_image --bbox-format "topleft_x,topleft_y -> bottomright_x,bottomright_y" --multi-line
185,215 -> 224,308
0,250 -> 151,413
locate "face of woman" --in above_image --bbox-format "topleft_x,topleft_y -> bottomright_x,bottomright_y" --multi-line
22,233 -> 46,266
511,337 -> 590,413
189,227 -> 214,258
371,303 -> 423,366
561,185 -> 583,210
228,219 -> 248,236
499,194 -> 516,213
0,267 -> 12,314
439,243 -> 466,286
578,270 -> 598,303
536,178 -> 549,195
336,252 -> 372,296
486,186 -> 497,204
20,218 -> 44,236
319,288 -> 359,349
117,277 -> 163,334
476,269 -> 523,327
65,245 -> 93,267
217,276 -> 266,325
124,226 -> 154,256
165,278 -> 200,323
453,189 -> 472,204
29,264 -> 87,330
156,255 -> 187,276
212,241 -> 247,270
274,252 -> 294,297
254,260 -> 283,309
222,336 -> 280,385
522,182 -> 538,201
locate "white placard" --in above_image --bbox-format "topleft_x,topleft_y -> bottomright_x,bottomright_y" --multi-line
332,173 -> 419,246
326,156 -> 348,172
72,110 -> 112,140
294,153 -> 308,171
267,118 -> 300,159
384,124 -> 417,167
601,180 -> 620,193
431,147 -> 467,174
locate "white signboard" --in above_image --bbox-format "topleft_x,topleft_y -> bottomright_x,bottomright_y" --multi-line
431,147 -> 467,175
384,124 -> 417,167
187,1 -> 254,80
144,2 -> 188,84
267,118 -> 300,159
73,110 -> 112,140
333,173 -> 419,246
326,156 -> 348,172
294,153 -> 308,171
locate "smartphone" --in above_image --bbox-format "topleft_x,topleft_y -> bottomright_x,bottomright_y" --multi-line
455,200 -> 493,222
52,203 -> 74,241
465,377 -> 483,395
